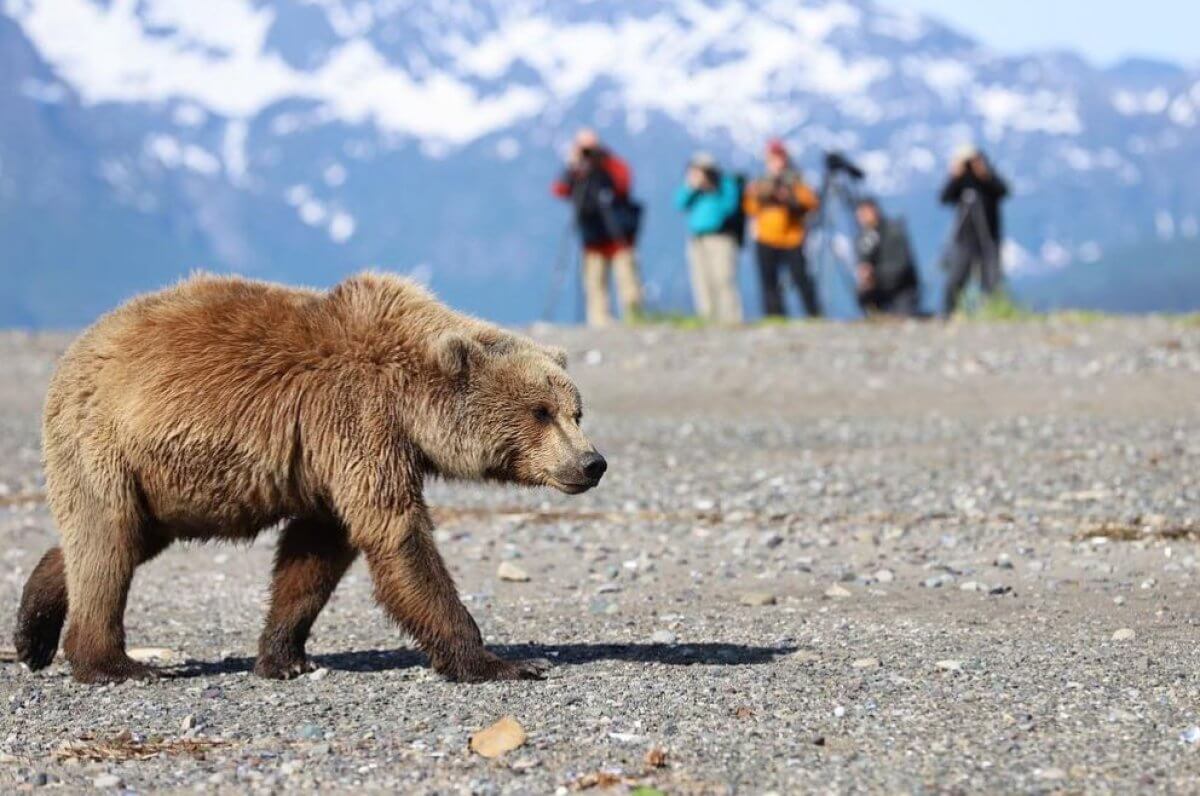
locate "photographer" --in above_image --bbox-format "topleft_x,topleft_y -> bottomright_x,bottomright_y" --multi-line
673,152 -> 744,325
939,146 -> 1009,316
745,139 -> 821,318
551,129 -> 644,327
854,198 -> 921,318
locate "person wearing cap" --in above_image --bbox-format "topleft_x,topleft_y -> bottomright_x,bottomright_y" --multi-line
939,145 -> 1009,316
552,128 -> 644,327
744,139 -> 822,318
673,152 -> 744,325
854,198 -> 922,317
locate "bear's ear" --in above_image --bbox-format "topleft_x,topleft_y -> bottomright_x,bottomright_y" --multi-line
434,333 -> 483,377
541,345 -> 568,370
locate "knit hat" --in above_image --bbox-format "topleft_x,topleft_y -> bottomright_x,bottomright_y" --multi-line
952,143 -> 978,165
765,138 -> 789,160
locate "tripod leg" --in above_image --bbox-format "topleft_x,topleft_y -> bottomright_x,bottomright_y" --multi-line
543,220 -> 575,322
942,243 -> 972,317
969,203 -> 1003,295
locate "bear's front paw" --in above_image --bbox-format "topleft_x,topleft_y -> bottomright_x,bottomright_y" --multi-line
438,651 -> 551,683
254,652 -> 315,680
70,655 -> 160,685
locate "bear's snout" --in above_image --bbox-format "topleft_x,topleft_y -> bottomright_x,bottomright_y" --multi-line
580,451 -> 607,484
551,451 -> 607,493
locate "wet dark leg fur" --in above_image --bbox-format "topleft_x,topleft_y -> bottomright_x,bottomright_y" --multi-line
255,515 -> 358,679
14,547 -> 68,670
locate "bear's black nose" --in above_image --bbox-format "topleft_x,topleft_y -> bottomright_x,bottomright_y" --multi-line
580,452 -> 607,482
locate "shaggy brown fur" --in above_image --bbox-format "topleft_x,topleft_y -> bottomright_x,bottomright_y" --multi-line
13,272 -> 605,684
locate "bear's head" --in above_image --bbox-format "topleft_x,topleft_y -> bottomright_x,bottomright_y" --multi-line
423,332 -> 606,494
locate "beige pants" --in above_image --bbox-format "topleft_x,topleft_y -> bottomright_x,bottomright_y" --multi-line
583,248 -> 642,327
687,234 -> 743,325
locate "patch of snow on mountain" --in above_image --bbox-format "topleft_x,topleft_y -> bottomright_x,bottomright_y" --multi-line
19,78 -> 68,103
222,121 -> 249,183
145,134 -> 221,176
974,87 -> 1082,136
10,0 -> 544,143
328,210 -> 356,242
1112,88 -> 1169,116
908,58 -> 973,99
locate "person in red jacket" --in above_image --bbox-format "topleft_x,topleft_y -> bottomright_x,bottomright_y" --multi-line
552,129 -> 643,327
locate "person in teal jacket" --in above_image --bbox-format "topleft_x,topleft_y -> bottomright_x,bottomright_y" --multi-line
674,153 -> 744,324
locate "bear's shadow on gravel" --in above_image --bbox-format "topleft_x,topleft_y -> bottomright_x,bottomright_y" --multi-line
169,642 -> 794,678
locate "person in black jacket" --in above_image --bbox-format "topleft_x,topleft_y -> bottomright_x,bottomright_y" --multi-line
939,146 -> 1009,316
854,198 -> 921,317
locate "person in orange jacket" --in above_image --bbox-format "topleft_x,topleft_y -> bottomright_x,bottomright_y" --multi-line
745,139 -> 821,318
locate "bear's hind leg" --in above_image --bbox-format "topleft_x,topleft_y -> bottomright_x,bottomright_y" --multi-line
360,509 -> 549,683
14,547 -> 68,670
255,515 -> 358,680
62,524 -> 170,684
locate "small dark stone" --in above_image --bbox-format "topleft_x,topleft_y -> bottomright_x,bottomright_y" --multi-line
812,735 -> 826,746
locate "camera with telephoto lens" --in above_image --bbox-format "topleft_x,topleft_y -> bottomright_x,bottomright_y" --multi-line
824,151 -> 865,180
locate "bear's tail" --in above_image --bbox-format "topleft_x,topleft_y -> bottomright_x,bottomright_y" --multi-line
14,547 -> 68,671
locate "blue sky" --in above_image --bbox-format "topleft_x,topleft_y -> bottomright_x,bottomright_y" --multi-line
892,1 -> 1198,66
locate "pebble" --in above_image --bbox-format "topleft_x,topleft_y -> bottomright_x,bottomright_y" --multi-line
922,574 -> 953,588
588,598 -> 618,615
994,554 -> 1014,569
959,580 -> 986,592
935,660 -> 963,672
298,724 -> 325,740
873,569 -> 894,583
1111,628 -> 1136,641
181,714 -> 196,731
760,532 -> 784,549
824,584 -> 852,599
650,630 -> 677,644
1181,726 -> 1200,744
851,657 -> 880,669
309,667 -> 330,681
740,592 -> 777,606
497,562 -> 531,582
93,774 -> 122,789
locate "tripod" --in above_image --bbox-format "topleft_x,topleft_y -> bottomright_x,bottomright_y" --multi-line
543,178 -> 590,324
542,216 -> 582,323
805,153 -> 868,314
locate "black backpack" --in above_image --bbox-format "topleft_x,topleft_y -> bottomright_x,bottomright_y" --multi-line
719,173 -> 748,248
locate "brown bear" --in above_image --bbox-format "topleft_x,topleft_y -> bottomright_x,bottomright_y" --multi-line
13,272 -> 606,684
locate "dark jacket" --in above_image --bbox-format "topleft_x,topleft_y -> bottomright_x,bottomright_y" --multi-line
856,216 -> 920,295
940,168 -> 1008,246
552,151 -> 640,253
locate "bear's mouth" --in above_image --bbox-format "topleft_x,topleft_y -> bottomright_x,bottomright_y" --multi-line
545,475 -> 598,494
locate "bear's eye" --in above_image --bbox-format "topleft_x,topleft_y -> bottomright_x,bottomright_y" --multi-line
533,405 -> 554,424
573,410 -> 583,424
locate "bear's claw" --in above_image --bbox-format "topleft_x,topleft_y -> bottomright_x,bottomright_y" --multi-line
14,626 -> 59,671
70,656 -> 160,684
254,654 -> 315,680
439,651 -> 552,683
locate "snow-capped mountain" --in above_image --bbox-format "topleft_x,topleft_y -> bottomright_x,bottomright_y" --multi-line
2,0 -> 1199,325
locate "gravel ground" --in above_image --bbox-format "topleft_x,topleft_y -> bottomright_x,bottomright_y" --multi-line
2,317 -> 1199,793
